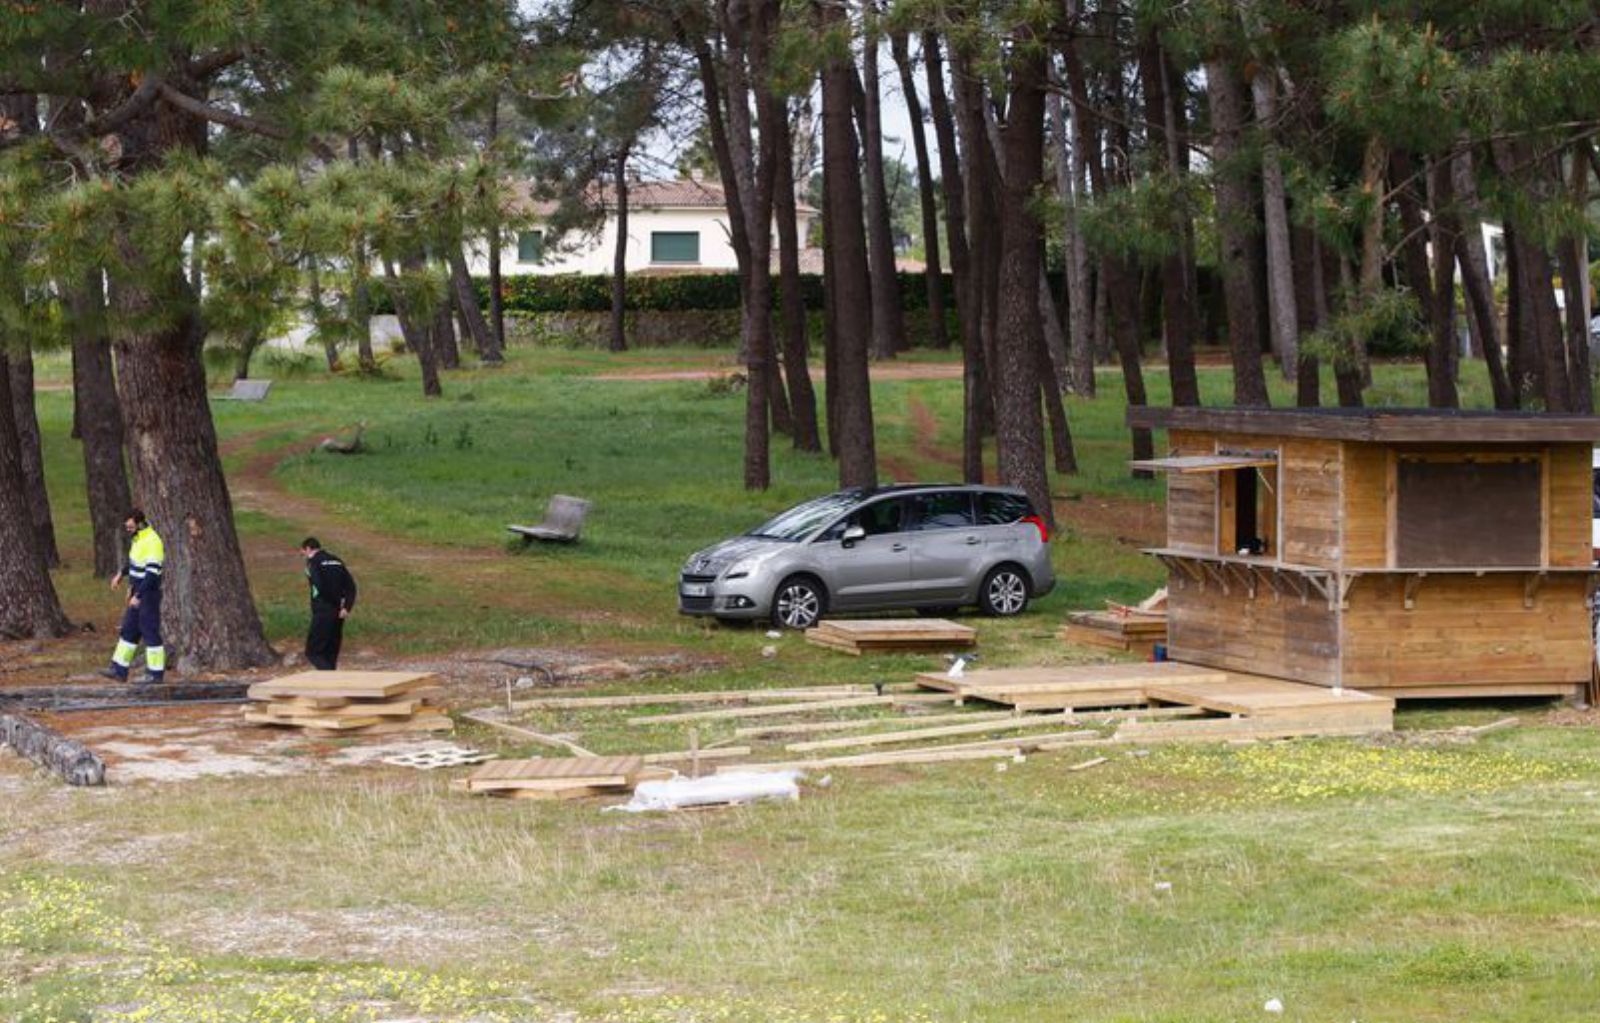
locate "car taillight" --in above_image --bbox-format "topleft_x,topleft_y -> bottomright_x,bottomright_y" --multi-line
1021,515 -> 1049,543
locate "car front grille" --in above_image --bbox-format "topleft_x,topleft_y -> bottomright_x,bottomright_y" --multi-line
680,573 -> 718,585
680,595 -> 715,612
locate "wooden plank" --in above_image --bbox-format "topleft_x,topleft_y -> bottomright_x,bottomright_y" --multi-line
1145,674 -> 1393,717
244,711 -> 386,730
628,695 -> 900,726
469,755 -> 643,783
248,671 -> 437,701
1131,455 -> 1279,473
724,746 -> 1025,774
509,686 -> 875,711
1127,406 -> 1600,444
641,746 -> 752,765
735,709 -> 1019,738
469,774 -> 631,792
304,715 -> 454,738
1113,712 -> 1391,743
813,618 -> 976,640
460,711 -> 596,757
256,697 -> 431,719
787,712 -> 1078,752
917,662 -> 1225,696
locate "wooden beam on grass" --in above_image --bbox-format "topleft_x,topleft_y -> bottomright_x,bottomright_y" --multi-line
735,708 -> 1019,739
462,711 -> 596,757
511,686 -> 875,711
785,712 -> 1081,752
629,694 -> 938,726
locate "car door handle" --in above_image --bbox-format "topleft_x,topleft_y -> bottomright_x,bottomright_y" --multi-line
891,543 -> 907,552
964,536 -> 981,545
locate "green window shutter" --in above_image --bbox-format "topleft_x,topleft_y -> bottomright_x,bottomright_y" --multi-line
518,230 -> 544,263
650,231 -> 699,264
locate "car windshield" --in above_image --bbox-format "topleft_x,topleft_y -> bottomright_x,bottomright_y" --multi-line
746,492 -> 863,542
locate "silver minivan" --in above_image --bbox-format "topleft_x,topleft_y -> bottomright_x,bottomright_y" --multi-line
679,484 -> 1055,629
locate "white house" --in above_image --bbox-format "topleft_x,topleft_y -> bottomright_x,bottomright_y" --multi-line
470,176 -> 820,277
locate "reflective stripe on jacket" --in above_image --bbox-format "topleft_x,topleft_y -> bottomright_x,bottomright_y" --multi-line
126,527 -> 165,597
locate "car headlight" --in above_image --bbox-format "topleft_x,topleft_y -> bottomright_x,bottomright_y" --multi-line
724,558 -> 759,580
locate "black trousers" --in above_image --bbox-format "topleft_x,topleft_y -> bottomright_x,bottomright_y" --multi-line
305,608 -> 344,670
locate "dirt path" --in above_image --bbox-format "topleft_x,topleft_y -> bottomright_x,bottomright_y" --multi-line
222,433 -> 657,635
890,397 -> 1164,547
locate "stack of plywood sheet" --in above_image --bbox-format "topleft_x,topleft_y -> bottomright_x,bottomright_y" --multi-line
243,670 -> 452,738
807,618 -> 976,656
916,662 -> 1227,710
1059,610 -> 1167,657
462,755 -> 648,800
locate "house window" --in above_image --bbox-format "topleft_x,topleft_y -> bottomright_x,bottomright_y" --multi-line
651,231 -> 699,264
1395,456 -> 1541,567
1218,466 -> 1277,558
517,230 -> 544,263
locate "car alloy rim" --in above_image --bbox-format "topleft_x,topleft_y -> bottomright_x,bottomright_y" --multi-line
778,585 -> 820,627
989,573 -> 1026,614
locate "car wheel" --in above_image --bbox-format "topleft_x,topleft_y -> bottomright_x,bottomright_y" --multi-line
772,576 -> 826,630
979,565 -> 1030,617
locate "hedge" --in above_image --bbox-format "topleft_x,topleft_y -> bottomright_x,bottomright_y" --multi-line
477,271 -> 965,314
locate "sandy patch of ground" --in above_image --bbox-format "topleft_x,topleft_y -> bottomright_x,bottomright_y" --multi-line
168,904 -> 542,965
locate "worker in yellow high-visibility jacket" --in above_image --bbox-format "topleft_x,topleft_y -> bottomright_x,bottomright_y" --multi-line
100,510 -> 167,684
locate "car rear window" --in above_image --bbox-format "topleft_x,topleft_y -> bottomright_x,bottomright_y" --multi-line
908,491 -> 976,530
978,491 -> 1033,525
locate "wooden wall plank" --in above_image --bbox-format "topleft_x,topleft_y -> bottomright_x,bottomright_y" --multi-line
1341,574 -> 1593,690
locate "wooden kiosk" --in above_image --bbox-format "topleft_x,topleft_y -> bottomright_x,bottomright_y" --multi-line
1127,407 -> 1600,699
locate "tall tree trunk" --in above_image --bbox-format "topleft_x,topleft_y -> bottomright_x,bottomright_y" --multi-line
890,30 -> 948,350
308,262 -> 340,372
952,44 -> 1001,459
1251,68 -> 1298,382
1450,147 -> 1514,408
1136,34 -> 1198,405
856,14 -> 907,359
925,32 -> 985,481
235,334 -> 263,382
486,97 -> 507,360
1057,40 -> 1097,397
1391,150 -> 1454,407
385,259 -> 442,396
67,273 -> 133,578
993,31 -> 1053,527
433,283 -> 461,370
1505,220 -> 1569,411
821,0 -> 877,486
1421,154 -> 1461,408
1107,258 -> 1155,466
0,353 -> 68,639
822,139 -> 841,459
448,249 -> 492,360
1207,58 -> 1269,406
109,275 -> 276,670
8,345 -> 59,567
1289,225 -> 1322,406
609,149 -> 629,353
1562,145 -> 1592,414
775,108 -> 821,453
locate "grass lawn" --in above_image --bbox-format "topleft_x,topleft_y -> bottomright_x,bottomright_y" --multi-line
5,344 -> 1599,1022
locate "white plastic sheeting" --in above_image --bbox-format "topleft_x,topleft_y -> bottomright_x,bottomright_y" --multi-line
610,770 -> 802,812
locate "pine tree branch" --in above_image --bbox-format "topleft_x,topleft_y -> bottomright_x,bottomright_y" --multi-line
157,82 -> 288,139
155,83 -> 338,161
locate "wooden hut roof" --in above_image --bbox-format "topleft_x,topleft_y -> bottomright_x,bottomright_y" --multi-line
1126,406 -> 1600,444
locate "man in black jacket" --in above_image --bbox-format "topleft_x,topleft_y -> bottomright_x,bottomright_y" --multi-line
300,538 -> 358,670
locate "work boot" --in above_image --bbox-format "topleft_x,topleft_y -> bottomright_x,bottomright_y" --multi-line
98,665 -> 129,682
135,672 -> 165,686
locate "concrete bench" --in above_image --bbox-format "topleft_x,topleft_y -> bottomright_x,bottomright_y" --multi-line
215,378 -> 273,401
508,495 -> 591,544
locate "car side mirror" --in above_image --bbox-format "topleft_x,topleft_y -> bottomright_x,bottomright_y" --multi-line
841,524 -> 866,548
